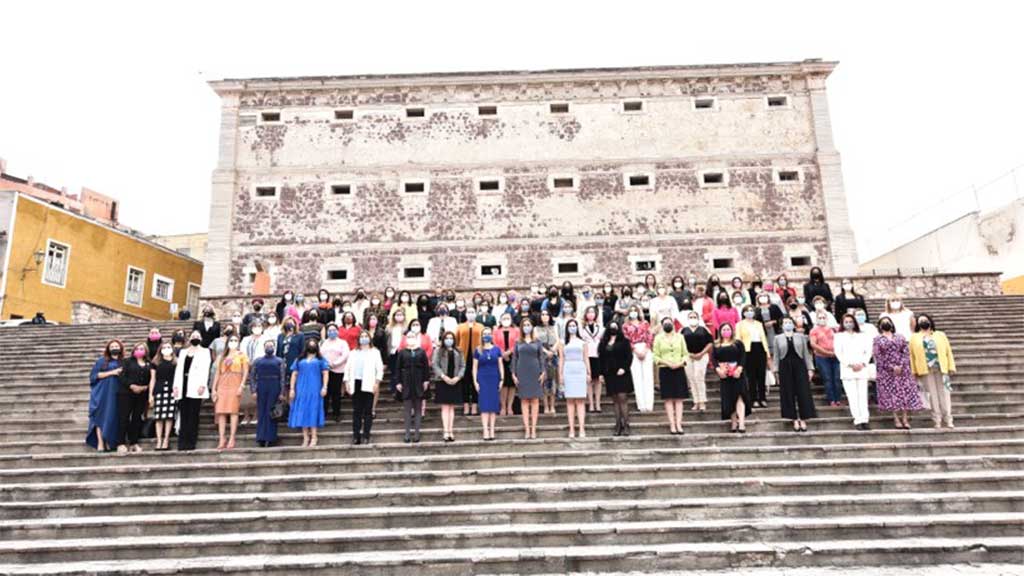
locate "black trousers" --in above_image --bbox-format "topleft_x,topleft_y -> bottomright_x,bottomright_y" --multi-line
352,386 -> 374,439
746,342 -> 768,403
325,371 -> 344,419
118,392 -> 147,446
177,397 -> 203,450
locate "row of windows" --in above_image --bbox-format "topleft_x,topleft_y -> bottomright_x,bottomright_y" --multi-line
318,254 -> 815,285
254,94 -> 791,125
251,168 -> 803,199
38,240 -> 178,307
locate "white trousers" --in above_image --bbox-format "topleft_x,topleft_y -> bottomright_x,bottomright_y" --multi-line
842,378 -> 870,425
683,355 -> 709,404
632,343 -> 655,412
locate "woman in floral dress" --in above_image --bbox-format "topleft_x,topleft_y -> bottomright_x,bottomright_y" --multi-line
873,316 -> 923,429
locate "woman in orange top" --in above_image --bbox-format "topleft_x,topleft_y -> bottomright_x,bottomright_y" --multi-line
212,333 -> 250,450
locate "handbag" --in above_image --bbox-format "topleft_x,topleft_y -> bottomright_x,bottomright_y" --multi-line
271,398 -> 288,422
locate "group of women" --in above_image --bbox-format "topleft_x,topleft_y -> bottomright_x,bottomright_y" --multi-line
85,267 -> 958,452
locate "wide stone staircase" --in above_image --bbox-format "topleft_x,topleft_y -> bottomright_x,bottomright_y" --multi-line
0,296 -> 1021,574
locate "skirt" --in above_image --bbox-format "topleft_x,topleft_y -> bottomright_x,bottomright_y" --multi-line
659,367 -> 689,400
435,378 -> 463,405
152,380 -> 177,420
719,376 -> 752,420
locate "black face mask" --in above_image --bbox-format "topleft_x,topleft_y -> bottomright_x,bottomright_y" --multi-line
607,325 -> 619,335
306,344 -> 318,354
109,349 -> 122,357
204,311 -> 214,318
253,305 -> 262,312
789,303 -> 798,311
662,323 -> 674,332
879,323 -> 894,332
190,338 -> 201,346
918,321 -> 932,330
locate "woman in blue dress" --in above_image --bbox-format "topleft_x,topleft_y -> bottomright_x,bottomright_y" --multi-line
288,338 -> 329,447
87,340 -> 124,452
473,327 -> 504,441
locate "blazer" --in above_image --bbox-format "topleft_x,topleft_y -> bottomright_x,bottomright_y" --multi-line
770,333 -> 815,373
395,347 -> 431,400
456,322 -> 487,357
834,331 -> 874,380
432,346 -> 466,382
193,319 -> 221,348
343,348 -> 385,393
909,331 -> 956,376
173,346 -> 212,400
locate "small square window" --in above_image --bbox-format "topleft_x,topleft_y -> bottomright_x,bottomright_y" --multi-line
480,264 -> 503,277
334,109 -> 354,120
552,177 -> 576,189
557,262 -> 579,274
406,107 -> 426,118
255,186 -> 278,198
790,256 -> 812,267
247,272 -> 257,283
42,240 -> 71,288
694,97 -> 716,110
327,269 -> 349,281
403,267 -> 426,279
404,181 -> 427,193
549,103 -> 570,114
702,172 -> 725,186
767,95 -> 789,108
478,105 -> 497,116
777,170 -> 800,183
628,175 -> 651,188
478,179 -> 501,192
152,274 -> 174,302
260,111 -> 281,123
712,258 -> 735,270
331,184 -> 352,195
622,100 -> 643,112
634,260 -> 657,272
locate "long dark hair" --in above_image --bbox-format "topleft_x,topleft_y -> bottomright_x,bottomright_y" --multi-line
102,339 -> 125,362
915,313 -> 936,332
598,319 -> 621,354
840,313 -> 860,333
563,319 -> 580,345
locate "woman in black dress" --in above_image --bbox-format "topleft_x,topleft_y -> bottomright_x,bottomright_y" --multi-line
711,324 -> 751,433
432,331 -> 464,442
834,279 -> 867,321
772,317 -> 817,432
118,343 -> 152,453
598,320 -> 634,436
149,342 -> 177,450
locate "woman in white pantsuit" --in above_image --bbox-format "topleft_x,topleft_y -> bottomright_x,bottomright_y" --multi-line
623,305 -> 655,412
834,313 -> 874,430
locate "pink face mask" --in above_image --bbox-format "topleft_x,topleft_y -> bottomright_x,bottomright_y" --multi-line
148,333 -> 161,341
133,349 -> 147,359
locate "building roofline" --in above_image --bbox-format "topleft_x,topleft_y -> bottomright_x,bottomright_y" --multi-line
209,59 -> 837,95
0,190 -> 204,267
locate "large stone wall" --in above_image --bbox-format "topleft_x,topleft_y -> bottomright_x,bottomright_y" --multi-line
204,60 -> 859,296
71,301 -> 150,325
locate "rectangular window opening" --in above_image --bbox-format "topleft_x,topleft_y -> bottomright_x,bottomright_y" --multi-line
628,175 -> 650,187
480,265 -> 503,277
260,111 -> 281,122
247,272 -> 257,283
712,258 -> 735,270
331,184 -> 352,195
255,186 -> 277,198
125,267 -> 144,306
405,107 -> 426,118
327,269 -> 349,281
694,97 -> 715,109
478,180 -> 501,192
790,256 -> 812,267
623,100 -> 643,112
702,172 -> 725,185
478,105 -> 497,116
153,277 -> 173,301
549,103 -> 569,114
778,170 -> 800,182
403,267 -> 426,279
557,262 -> 579,274
334,109 -> 354,120
552,177 -> 575,189
43,240 -> 70,287
634,260 -> 657,272
404,181 -> 426,193
767,96 -> 789,108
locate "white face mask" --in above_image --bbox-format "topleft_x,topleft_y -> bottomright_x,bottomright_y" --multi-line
161,347 -> 173,358
891,300 -> 902,310
687,318 -> 699,327
252,327 -> 264,336
501,318 -> 512,327
466,313 -> 477,323
814,302 -> 825,311
227,340 -> 239,350
410,325 -> 421,335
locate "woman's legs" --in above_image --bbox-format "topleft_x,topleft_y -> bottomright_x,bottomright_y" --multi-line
616,393 -> 631,434
228,414 -> 239,448
529,399 -> 539,438
673,400 -> 685,431
216,414 -> 227,449
309,426 -> 319,447
576,399 -> 586,436
736,397 -> 747,431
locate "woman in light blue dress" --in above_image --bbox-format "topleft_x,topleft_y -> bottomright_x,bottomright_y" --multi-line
288,338 -> 329,447
560,319 -> 590,438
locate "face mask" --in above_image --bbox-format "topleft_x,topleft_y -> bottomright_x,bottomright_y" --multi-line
744,311 -> 754,320
190,338 -> 201,346
603,286 -> 612,294
204,311 -> 214,318
267,317 -> 278,325
400,295 -> 410,303
342,306 -> 352,313
371,298 -> 380,306
499,296 -> 508,304
779,279 -> 788,287
797,297 -> 806,305
148,334 -> 161,341
595,298 -> 604,306
721,329 -> 733,340
395,316 -> 405,325
319,294 -> 329,302
410,325 -> 421,335
919,320 -> 932,330
843,322 -> 855,331
133,349 -> 146,359
607,325 -> 619,335
439,309 -> 448,317
161,347 -> 173,358
733,298 -> 743,306
522,325 -> 533,335
252,327 -> 264,336
479,306 -> 489,314
306,344 -> 318,354
673,282 -> 682,289
359,337 -> 370,346
814,302 -> 825,311
369,317 -> 378,328
628,311 -> 639,320
842,283 -> 852,291
501,318 -> 512,327
880,322 -> 894,332
386,290 -> 395,299
585,312 -> 596,321
466,313 -> 477,323
284,293 -> 293,302
640,300 -> 650,309
662,322 -> 674,332
891,301 -> 902,310
815,317 -> 827,326
687,318 -> 699,327
328,329 -> 339,339
228,340 -> 239,350
482,334 -> 493,344
444,338 -> 455,347
582,291 -> 592,298
758,297 -> 769,305
564,308 -> 574,316
253,304 -> 263,312
109,348 -> 122,357
732,280 -> 742,288
855,313 -> 867,324
657,288 -> 668,296
782,323 -> 795,334
688,277 -> 697,286
456,301 -> 465,309
719,299 -> 729,307
567,325 -> 578,335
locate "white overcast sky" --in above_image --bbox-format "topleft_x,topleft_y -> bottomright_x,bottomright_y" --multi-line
1,1 -> 1022,261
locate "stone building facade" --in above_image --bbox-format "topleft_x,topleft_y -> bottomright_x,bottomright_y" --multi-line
203,59 -> 857,297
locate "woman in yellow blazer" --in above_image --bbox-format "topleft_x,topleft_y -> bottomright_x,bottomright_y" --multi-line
909,313 -> 956,428
737,306 -> 772,408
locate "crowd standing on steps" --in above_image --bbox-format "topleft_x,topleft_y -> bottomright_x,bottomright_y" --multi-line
84,269 -> 957,452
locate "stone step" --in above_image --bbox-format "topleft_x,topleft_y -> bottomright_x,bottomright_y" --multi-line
0,536 -> 1021,575
3,490 -> 1021,541
5,438 -> 1021,483
3,454 -> 1021,504
1,513 -> 1023,565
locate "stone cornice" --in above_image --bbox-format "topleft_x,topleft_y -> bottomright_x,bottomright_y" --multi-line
210,60 -> 838,105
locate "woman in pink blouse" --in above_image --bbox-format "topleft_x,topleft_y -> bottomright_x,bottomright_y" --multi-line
711,291 -> 739,337
623,304 -> 655,412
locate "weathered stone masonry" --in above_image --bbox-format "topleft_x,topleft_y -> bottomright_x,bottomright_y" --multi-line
203,60 -> 858,296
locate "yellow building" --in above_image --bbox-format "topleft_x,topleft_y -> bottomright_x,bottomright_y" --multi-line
0,190 -> 204,323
